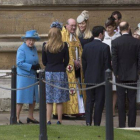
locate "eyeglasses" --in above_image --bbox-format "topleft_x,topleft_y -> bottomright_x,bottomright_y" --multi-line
68,24 -> 76,28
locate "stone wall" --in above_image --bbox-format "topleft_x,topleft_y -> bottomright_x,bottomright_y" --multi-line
0,0 -> 140,5
0,7 -> 140,69
0,10 -> 140,35
0,0 -> 140,110
0,0 -> 140,35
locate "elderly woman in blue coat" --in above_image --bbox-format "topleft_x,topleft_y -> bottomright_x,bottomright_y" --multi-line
16,30 -> 40,124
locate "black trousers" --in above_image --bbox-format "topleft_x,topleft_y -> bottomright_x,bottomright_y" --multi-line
85,85 -> 105,126
116,80 -> 136,127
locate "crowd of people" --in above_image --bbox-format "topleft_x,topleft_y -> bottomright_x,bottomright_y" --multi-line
16,10 -> 140,128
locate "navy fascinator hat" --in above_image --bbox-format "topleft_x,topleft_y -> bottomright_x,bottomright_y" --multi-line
50,21 -> 63,30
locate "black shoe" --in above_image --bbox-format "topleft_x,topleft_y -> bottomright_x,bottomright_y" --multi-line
62,115 -> 71,119
53,115 -> 58,119
75,114 -> 86,120
27,118 -> 39,124
17,120 -> 23,124
56,121 -> 61,125
47,121 -> 51,125
53,114 -> 70,119
86,123 -> 91,126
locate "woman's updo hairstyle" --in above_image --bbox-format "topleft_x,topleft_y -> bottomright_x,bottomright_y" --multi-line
105,16 -> 116,28
50,21 -> 63,30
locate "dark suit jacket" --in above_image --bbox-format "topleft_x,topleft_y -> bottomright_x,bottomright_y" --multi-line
111,34 -> 140,81
79,36 -> 93,49
42,42 -> 69,72
82,39 -> 111,83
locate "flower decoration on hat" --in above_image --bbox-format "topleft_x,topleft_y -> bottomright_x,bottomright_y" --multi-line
69,88 -> 76,95
66,64 -> 73,73
33,32 -> 38,37
81,10 -> 89,20
50,21 -> 63,30
21,30 -> 40,41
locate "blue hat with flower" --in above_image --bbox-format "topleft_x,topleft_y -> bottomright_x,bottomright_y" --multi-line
21,30 -> 40,41
50,21 -> 63,30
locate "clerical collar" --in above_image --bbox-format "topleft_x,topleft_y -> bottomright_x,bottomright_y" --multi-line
122,33 -> 129,35
94,37 -> 101,41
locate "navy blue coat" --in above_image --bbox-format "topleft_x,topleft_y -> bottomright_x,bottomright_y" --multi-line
82,39 -> 111,83
79,36 -> 93,49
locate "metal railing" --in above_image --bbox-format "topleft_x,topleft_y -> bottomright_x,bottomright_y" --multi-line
1,66 -> 140,140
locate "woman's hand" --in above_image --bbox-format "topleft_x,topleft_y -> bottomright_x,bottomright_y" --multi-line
31,64 -> 41,70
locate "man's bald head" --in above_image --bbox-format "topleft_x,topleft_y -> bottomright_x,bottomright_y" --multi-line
66,18 -> 76,25
66,18 -> 77,34
120,21 -> 129,33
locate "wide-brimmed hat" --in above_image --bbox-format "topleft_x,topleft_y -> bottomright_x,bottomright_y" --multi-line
21,30 -> 40,41
77,10 -> 89,23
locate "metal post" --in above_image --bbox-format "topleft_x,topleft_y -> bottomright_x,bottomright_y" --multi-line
105,69 -> 114,140
10,65 -> 17,124
39,70 -> 47,140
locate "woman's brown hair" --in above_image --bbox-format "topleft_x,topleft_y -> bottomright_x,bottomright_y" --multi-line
105,16 -> 116,28
45,28 -> 63,53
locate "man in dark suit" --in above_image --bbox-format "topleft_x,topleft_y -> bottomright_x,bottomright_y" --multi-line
112,21 -> 140,128
111,11 -> 122,33
82,26 -> 111,126
111,11 -> 132,36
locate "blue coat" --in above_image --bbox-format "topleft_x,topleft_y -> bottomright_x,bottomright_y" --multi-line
16,43 -> 39,104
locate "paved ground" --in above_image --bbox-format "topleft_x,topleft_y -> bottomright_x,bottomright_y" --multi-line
0,110 -> 140,128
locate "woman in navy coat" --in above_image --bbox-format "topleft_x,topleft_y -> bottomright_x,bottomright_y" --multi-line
42,22 -> 69,125
16,30 -> 40,124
